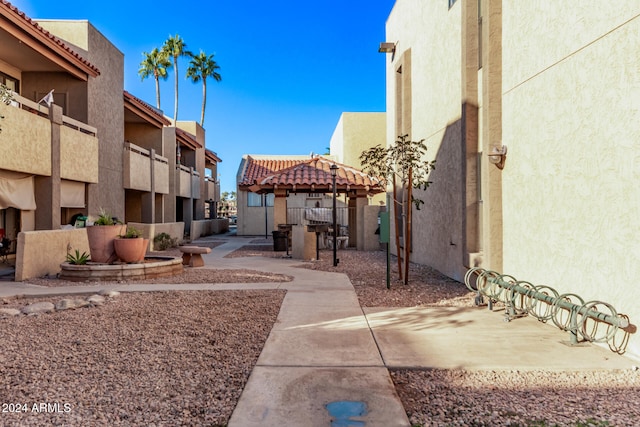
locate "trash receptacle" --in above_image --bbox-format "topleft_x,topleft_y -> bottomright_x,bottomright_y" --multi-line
272,231 -> 287,251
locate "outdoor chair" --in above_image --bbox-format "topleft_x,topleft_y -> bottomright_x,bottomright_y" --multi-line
0,237 -> 11,263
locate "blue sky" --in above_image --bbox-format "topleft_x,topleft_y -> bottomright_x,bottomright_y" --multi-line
12,0 -> 395,194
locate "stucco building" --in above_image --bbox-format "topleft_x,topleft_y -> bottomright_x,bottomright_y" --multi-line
0,1 -> 222,276
384,0 -> 640,357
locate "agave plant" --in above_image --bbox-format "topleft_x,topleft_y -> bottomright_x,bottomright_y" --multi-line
66,249 -> 90,265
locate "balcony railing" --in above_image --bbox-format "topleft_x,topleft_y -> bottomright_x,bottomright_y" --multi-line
205,177 -> 218,201
7,91 -> 97,136
0,91 -> 98,181
176,165 -> 200,199
123,142 -> 169,194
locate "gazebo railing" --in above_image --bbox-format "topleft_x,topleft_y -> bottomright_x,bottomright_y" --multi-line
286,207 -> 351,228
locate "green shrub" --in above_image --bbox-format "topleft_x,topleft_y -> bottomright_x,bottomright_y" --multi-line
120,226 -> 142,238
153,232 -> 177,251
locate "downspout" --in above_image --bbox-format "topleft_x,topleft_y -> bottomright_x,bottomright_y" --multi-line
461,0 -> 483,270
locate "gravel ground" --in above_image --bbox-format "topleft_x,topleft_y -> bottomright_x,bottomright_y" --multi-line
0,290 -> 285,427
25,268 -> 292,287
3,242 -> 639,426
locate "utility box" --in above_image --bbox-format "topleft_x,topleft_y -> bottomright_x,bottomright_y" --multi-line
379,212 -> 390,243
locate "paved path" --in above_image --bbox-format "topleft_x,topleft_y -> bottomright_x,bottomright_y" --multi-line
0,234 -> 635,427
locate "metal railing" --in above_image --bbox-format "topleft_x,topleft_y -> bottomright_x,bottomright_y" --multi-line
286,207 -> 352,228
464,267 -> 631,353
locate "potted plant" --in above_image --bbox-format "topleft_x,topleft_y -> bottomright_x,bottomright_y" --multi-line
113,226 -> 148,263
85,209 -> 124,263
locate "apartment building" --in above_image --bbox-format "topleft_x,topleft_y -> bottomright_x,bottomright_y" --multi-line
384,0 -> 639,357
0,1 -> 221,257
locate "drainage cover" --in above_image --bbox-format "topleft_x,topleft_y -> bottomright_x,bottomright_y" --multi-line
325,400 -> 367,427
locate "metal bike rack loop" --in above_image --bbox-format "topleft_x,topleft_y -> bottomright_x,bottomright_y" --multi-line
464,267 -> 630,348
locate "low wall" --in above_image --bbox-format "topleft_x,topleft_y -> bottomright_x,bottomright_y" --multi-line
15,223 -> 188,280
128,222 -> 185,251
16,228 -> 90,281
190,219 -> 229,241
362,205 -> 383,251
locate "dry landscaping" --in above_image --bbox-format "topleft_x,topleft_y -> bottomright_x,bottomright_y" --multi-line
1,242 -> 638,426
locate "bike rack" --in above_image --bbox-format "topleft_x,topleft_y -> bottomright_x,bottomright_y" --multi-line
464,267 -> 630,351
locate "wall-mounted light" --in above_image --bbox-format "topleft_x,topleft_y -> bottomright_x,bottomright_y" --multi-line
488,145 -> 507,170
378,42 -> 396,54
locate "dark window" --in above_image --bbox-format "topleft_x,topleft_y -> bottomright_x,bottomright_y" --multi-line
0,71 -> 19,92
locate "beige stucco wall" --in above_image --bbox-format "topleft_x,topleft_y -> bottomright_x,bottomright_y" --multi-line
178,121 -> 206,220
154,156 -> 169,195
386,0 -> 465,281
123,146 -> 152,191
329,112 -> 387,206
330,112 -> 386,167
39,21 -> 126,221
128,221 -> 184,251
190,218 -> 229,241
0,103 -> 51,175
501,4 -> 640,357
237,190 -> 274,236
15,228 -> 90,281
60,126 -> 99,183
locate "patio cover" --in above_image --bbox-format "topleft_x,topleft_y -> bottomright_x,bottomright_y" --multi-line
0,170 -> 36,210
238,156 -> 385,195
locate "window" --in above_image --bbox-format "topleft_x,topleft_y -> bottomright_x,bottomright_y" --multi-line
266,193 -> 275,207
0,72 -> 19,92
247,192 -> 274,207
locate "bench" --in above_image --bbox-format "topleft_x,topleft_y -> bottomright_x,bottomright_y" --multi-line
179,246 -> 212,267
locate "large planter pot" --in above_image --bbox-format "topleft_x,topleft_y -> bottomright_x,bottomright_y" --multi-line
114,237 -> 148,263
86,225 -> 123,264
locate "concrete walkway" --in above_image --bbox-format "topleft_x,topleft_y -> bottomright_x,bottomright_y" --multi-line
0,234 -> 635,427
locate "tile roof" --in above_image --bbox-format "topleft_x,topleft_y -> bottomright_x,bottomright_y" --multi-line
1,0 -> 100,77
205,149 -> 222,164
239,155 -> 384,194
123,91 -> 171,127
175,127 -> 201,150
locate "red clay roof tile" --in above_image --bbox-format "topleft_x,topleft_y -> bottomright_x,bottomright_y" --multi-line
2,0 -> 100,77
239,156 -> 384,194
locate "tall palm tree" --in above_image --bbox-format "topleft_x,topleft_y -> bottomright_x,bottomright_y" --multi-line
162,34 -> 191,124
186,50 -> 221,127
138,48 -> 171,109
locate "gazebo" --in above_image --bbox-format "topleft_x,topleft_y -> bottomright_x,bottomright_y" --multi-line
238,155 -> 385,251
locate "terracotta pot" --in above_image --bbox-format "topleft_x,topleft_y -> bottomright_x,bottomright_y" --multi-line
114,237 -> 147,263
86,225 -> 123,264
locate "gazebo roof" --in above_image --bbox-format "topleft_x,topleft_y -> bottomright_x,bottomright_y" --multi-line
238,155 -> 384,195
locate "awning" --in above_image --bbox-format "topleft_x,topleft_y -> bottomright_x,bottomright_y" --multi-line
61,179 -> 85,208
0,170 -> 36,210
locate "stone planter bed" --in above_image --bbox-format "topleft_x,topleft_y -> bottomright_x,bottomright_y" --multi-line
59,256 -> 183,282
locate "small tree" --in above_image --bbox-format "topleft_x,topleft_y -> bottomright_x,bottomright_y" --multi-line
0,84 -> 13,134
360,134 -> 436,284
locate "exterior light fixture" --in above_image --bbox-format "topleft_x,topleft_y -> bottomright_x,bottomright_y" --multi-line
378,42 -> 396,54
330,164 -> 339,267
488,145 -> 507,170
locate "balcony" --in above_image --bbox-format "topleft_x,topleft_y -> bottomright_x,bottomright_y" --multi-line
123,142 -> 169,194
176,165 -> 200,199
0,92 -> 98,182
205,177 -> 217,201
